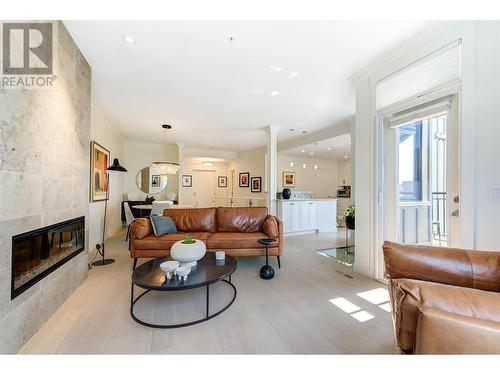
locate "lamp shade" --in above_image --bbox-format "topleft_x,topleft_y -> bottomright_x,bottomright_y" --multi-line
106,158 -> 127,173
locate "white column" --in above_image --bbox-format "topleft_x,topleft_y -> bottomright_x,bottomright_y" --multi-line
176,143 -> 184,204
265,125 -> 280,215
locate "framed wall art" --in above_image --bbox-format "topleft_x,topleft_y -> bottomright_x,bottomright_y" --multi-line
90,141 -> 110,202
251,177 -> 262,193
182,175 -> 193,187
282,171 -> 296,188
218,176 -> 228,188
239,172 -> 249,187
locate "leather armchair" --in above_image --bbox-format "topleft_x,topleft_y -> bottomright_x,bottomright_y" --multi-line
382,241 -> 500,354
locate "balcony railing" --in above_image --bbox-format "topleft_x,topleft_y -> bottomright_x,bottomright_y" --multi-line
431,191 -> 447,245
211,196 -> 266,208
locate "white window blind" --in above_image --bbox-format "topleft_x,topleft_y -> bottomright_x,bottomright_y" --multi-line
376,41 -> 461,111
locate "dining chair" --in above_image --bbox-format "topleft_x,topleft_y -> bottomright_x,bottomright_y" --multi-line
151,200 -> 174,216
124,202 -> 136,241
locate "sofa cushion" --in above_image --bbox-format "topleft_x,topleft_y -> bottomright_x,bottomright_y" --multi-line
133,232 -> 212,250
132,218 -> 153,239
163,208 -> 216,233
216,207 -> 268,233
262,215 -> 279,239
207,232 -> 278,249
150,215 -> 177,236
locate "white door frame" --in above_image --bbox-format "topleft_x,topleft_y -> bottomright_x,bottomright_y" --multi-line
373,84 -> 463,280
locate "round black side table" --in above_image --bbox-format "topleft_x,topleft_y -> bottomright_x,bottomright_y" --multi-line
258,238 -> 276,280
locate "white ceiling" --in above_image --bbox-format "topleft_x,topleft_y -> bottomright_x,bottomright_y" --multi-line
65,20 -> 433,151
280,133 -> 351,160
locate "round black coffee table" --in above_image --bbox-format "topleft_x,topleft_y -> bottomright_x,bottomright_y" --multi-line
131,252 -> 237,328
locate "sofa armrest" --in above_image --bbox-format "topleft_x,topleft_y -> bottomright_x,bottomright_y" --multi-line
383,241 -> 500,292
389,278 -> 500,353
415,307 -> 500,354
130,218 -> 153,239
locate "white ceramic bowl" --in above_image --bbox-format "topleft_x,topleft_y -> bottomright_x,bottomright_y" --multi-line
160,261 -> 180,274
176,265 -> 191,280
170,240 -> 206,267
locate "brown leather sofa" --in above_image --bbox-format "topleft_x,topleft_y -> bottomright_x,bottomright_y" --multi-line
129,207 -> 283,268
383,241 -> 500,354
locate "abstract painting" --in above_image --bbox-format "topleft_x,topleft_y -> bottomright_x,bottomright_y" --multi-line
90,141 -> 110,202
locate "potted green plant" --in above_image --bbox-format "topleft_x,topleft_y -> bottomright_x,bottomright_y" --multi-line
343,203 -> 355,230
170,234 -> 207,267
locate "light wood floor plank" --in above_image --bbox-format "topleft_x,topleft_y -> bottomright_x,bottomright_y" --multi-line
19,229 -> 397,354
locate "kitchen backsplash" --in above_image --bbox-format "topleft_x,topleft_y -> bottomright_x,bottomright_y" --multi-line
276,191 -> 313,200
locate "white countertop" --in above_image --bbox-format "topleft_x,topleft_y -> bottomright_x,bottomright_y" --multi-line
276,198 -> 338,201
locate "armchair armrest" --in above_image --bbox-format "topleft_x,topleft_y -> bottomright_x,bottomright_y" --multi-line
383,241 -> 500,293
415,307 -> 500,354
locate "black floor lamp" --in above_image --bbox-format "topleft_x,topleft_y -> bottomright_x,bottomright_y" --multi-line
91,158 -> 128,267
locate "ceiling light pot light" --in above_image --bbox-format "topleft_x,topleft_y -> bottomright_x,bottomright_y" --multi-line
122,36 -> 136,44
301,149 -> 305,153
310,152 -> 314,155
270,91 -> 280,97
289,162 -> 294,167
314,165 -> 318,170
269,65 -> 282,72
301,130 -> 308,134
202,161 -> 214,167
302,164 -> 307,169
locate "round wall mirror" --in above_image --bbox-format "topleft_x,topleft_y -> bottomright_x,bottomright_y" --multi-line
136,167 -> 168,195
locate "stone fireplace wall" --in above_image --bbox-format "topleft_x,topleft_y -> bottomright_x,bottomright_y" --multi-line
0,21 -> 91,353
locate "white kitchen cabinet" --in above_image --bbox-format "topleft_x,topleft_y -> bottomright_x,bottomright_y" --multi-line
277,199 -> 335,234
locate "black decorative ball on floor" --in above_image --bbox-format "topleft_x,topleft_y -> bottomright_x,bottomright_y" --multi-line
260,264 -> 275,280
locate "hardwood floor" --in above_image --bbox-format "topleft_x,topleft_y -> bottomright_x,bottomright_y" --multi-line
19,229 -> 397,354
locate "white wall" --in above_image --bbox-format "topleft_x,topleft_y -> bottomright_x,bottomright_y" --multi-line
352,21 -> 500,278
89,103 -> 125,249
277,155 -> 339,198
231,148 -> 267,204
472,21 -> 500,250
122,141 -> 179,201
180,158 -> 232,206
337,159 -> 352,186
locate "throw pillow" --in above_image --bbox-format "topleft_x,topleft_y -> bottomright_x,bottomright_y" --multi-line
150,214 -> 177,237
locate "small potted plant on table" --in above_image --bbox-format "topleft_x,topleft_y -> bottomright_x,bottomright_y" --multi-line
170,234 -> 207,267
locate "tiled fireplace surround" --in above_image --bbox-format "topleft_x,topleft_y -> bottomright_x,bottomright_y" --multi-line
0,21 -> 91,353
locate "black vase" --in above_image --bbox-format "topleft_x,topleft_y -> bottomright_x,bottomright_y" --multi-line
282,188 -> 291,200
345,216 -> 355,230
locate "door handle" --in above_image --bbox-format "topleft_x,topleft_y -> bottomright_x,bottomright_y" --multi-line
451,209 -> 459,217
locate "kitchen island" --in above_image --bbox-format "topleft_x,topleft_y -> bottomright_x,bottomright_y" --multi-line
276,199 -> 338,235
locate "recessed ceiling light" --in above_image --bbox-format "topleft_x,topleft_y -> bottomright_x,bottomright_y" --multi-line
162,124 -> 172,129
288,72 -> 299,79
314,165 -> 318,170
270,91 -> 280,97
202,162 -> 214,167
289,128 -> 295,131
123,36 -> 136,44
269,65 -> 282,72
310,152 -> 314,155
313,142 -> 319,145
301,149 -> 306,153
302,164 -> 307,169
301,130 -> 308,134
327,147 -> 331,151
289,162 -> 294,167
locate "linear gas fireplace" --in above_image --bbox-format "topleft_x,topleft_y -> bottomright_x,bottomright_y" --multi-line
11,216 -> 85,299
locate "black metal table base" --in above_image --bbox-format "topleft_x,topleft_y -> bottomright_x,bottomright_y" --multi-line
130,278 -> 237,329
